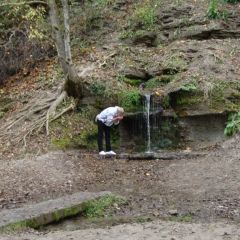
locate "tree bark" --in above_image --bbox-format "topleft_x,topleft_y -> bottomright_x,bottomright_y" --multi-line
48,0 -> 83,98
48,0 -> 68,76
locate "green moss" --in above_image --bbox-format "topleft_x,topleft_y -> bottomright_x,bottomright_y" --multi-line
25,218 -> 38,229
76,124 -> 98,149
161,75 -> 174,84
53,211 -> 60,221
49,110 -> 99,151
213,82 -> 228,91
63,206 -> 78,218
124,78 -> 142,86
52,137 -> 71,149
210,81 -> 240,111
145,77 -> 164,89
180,82 -> 197,91
1,221 -> 27,232
161,95 -> 171,109
176,91 -> 202,106
82,194 -> 129,219
230,79 -> 240,90
119,88 -> 141,111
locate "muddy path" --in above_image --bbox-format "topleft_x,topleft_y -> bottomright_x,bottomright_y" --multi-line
0,139 -> 240,239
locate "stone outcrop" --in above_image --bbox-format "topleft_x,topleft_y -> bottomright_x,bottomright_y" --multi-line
77,1 -> 240,150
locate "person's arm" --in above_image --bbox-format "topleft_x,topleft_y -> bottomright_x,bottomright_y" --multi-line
112,115 -> 123,125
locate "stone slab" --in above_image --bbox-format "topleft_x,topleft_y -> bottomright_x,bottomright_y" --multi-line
0,191 -> 111,229
119,151 -> 207,160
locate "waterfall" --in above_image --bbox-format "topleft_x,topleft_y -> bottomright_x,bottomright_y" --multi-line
143,93 -> 153,153
121,89 -> 165,152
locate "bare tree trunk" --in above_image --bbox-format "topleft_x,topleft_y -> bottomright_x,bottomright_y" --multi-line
48,0 -> 82,98
48,0 -> 68,76
62,0 -> 72,65
61,0 -> 78,81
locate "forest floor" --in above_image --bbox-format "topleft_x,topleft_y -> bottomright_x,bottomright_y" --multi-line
0,135 -> 240,239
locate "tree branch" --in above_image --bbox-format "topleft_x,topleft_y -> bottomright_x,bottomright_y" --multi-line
0,1 -> 48,7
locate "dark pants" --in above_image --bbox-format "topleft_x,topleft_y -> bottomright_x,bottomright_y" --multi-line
97,120 -> 111,152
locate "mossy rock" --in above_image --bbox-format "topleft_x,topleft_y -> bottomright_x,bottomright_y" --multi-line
49,111 -> 98,150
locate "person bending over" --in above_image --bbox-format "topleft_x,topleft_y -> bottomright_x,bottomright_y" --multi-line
95,106 -> 124,156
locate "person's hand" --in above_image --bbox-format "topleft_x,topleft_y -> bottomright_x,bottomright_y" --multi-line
117,115 -> 123,120
112,116 -> 123,123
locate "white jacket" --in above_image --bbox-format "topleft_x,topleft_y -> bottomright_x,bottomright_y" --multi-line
96,106 -> 120,126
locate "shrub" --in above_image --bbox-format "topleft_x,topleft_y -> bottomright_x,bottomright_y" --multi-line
207,0 -> 234,20
131,0 -> 157,29
224,111 -> 240,136
145,78 -> 163,89
207,1 -> 220,19
119,89 -> 141,111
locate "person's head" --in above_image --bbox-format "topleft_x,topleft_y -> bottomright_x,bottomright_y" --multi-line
117,107 -> 124,119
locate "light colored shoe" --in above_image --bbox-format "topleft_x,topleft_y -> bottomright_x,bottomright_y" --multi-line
99,151 -> 106,156
106,151 -> 116,155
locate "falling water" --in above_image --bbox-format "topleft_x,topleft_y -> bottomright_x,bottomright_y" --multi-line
143,93 -> 153,153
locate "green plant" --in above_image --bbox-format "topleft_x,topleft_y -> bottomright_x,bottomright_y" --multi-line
169,214 -> 192,222
174,0 -> 182,5
213,82 -> 228,91
52,137 -> 71,149
145,78 -> 163,89
119,29 -> 134,39
221,10 -> 230,19
135,30 -> 145,36
119,89 -> 141,111
207,0 -> 232,19
89,82 -> 105,95
174,27 -> 181,37
117,74 -> 125,84
180,82 -> 197,91
224,111 -> 240,136
83,194 -> 128,218
207,1 -> 220,19
161,75 -> 174,84
161,95 -> 170,109
124,79 -> 142,86
131,0 -> 157,29
96,0 -> 113,7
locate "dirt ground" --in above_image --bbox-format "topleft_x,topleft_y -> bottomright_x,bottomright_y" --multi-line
0,134 -> 240,239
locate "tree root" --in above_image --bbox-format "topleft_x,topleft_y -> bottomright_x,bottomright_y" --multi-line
0,90 -> 76,152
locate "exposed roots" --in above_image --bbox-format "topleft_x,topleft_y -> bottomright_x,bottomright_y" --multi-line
0,89 -> 75,154
46,90 -> 67,136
